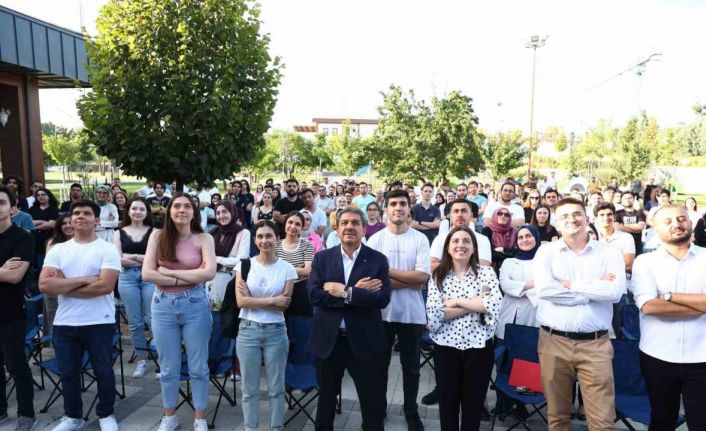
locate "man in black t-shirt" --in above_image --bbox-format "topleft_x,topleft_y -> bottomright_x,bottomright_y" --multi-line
615,191 -> 646,256
60,183 -> 84,213
273,178 -> 304,235
0,186 -> 36,428
147,182 -> 170,228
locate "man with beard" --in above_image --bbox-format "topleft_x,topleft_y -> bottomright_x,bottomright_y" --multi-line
614,192 -> 646,256
630,206 -> 706,430
273,178 -> 304,235
2,176 -> 28,212
533,198 -> 625,430
60,183 -> 85,213
147,182 -> 170,228
368,190 -> 430,431
454,183 -> 478,223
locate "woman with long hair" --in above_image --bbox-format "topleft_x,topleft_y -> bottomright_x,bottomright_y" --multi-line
275,211 -> 314,317
299,209 -> 324,253
694,210 -> 706,247
236,220 -> 295,431
426,226 -> 502,431
435,192 -> 446,208
335,184 -> 345,197
684,197 -> 702,228
114,190 -> 129,222
365,202 -> 385,239
210,193 -> 222,210
113,197 -> 155,378
29,187 -> 59,267
205,200 -> 250,379
481,208 -> 518,271
271,187 -> 282,204
522,189 -> 542,223
239,179 -> 255,228
252,191 -> 274,224
254,184 -> 264,203
530,204 -> 559,243
44,213 -> 74,337
142,193 -> 217,431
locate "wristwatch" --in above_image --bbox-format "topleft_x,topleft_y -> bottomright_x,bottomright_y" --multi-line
343,286 -> 351,301
662,292 -> 672,302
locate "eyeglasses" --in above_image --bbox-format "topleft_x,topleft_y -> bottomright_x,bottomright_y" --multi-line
96,190 -> 108,195
497,212 -> 510,217
530,197 -> 540,200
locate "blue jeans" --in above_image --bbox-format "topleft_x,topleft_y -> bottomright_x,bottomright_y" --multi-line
118,267 -> 155,356
53,324 -> 115,419
151,286 -> 212,410
236,319 -> 288,431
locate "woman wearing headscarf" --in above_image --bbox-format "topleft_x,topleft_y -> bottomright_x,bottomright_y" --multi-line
481,207 -> 518,272
95,184 -> 120,242
206,200 -> 251,378
299,209 -> 324,253
493,224 -> 541,419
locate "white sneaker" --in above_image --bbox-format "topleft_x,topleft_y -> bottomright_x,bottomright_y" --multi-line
229,373 -> 241,382
155,371 -> 161,380
193,419 -> 208,431
157,415 -> 180,431
99,415 -> 119,431
51,416 -> 87,431
133,359 -> 149,378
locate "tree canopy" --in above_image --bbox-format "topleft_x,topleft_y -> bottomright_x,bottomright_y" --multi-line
77,0 -> 281,188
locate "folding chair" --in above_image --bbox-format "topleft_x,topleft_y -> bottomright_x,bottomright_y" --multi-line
419,329 -> 435,371
284,316 -> 318,426
618,304 -> 641,341
612,339 -> 686,430
490,324 -> 547,431
177,342 -> 238,429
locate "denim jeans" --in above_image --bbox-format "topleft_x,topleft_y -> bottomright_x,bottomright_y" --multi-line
53,324 -> 115,419
236,319 -> 288,431
118,267 -> 155,356
151,286 -> 212,410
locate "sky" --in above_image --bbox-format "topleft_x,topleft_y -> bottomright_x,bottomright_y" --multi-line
2,0 -> 706,135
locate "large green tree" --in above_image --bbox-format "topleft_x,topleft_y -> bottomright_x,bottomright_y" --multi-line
481,130 -> 527,181
77,0 -> 281,188
613,115 -> 652,184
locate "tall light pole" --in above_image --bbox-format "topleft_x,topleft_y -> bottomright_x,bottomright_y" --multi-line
525,35 -> 548,183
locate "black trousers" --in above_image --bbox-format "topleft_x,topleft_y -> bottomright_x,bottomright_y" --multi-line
384,322 -> 423,416
640,352 -> 706,431
315,336 -> 387,431
0,320 -> 35,418
434,341 -> 494,431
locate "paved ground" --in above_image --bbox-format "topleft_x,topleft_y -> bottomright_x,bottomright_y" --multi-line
2,333 -> 678,431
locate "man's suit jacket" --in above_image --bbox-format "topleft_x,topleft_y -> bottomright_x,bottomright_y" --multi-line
307,243 -> 391,362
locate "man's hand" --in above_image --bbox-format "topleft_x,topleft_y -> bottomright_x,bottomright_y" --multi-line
354,277 -> 382,292
270,295 -> 291,308
44,267 -> 65,279
236,279 -> 251,297
556,279 -> 572,289
601,273 -> 616,281
524,278 -> 534,289
323,282 -> 346,298
1,257 -> 25,270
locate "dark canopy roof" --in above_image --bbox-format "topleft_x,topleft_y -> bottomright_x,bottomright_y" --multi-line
0,5 -> 90,88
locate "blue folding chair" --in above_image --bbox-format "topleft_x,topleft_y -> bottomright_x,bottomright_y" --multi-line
490,324 -> 547,431
612,339 -> 686,430
284,316 -> 319,426
619,304 -> 641,341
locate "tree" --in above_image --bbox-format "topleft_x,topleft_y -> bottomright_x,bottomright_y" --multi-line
613,116 -> 652,184
77,0 -> 282,189
371,85 -> 483,183
44,132 -> 81,190
481,130 -> 527,181
543,125 -> 568,152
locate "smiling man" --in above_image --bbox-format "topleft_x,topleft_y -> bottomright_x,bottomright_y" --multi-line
533,198 -> 626,430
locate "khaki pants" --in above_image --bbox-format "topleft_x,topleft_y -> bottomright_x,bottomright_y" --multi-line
538,329 -> 616,431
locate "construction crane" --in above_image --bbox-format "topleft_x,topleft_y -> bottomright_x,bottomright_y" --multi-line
588,52 -> 662,114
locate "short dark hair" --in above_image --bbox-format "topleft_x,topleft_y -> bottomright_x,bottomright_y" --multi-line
285,210 -> 305,226
605,186 -> 617,193
336,207 -> 366,227
500,181 -> 515,192
70,182 -> 82,190
593,202 -> 615,217
0,185 -> 17,207
422,182 -> 434,191
122,197 -> 154,227
300,188 -> 315,198
449,198 -> 473,212
555,197 -> 586,214
386,189 -> 410,206
358,181 -> 367,187
659,189 -> 671,197
456,182 -> 468,189
469,180 -> 479,187
543,188 -> 558,197
70,199 -> 101,217
2,175 -> 23,188
285,178 -> 299,186
253,220 -> 279,239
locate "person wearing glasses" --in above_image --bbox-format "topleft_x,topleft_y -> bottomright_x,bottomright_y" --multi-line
481,208 -> 518,273
523,190 -> 542,223
94,185 -> 119,242
533,198 -> 625,430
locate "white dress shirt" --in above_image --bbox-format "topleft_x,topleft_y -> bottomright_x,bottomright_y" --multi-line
631,245 -> 706,363
533,239 -> 626,332
497,258 -> 539,339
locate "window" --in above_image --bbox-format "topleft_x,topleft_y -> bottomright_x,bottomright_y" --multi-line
323,128 -> 329,134
332,128 -> 338,135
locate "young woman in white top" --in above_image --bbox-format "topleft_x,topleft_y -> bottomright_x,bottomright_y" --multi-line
94,185 -> 119,242
426,225 -> 502,431
235,220 -> 295,431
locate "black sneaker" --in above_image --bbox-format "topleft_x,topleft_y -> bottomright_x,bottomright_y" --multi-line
421,387 -> 438,405
405,413 -> 424,431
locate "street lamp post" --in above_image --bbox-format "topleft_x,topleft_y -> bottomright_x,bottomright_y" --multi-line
525,35 -> 548,183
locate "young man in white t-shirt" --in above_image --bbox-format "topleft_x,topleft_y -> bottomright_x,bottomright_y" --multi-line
367,190 -> 430,431
483,182 -> 525,228
39,200 -> 122,431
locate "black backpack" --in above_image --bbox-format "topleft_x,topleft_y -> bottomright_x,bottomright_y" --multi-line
220,258 -> 250,339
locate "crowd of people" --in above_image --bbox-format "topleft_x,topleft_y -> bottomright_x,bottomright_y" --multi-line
0,172 -> 704,431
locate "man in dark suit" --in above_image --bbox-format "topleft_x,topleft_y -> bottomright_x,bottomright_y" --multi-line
308,207 -> 391,431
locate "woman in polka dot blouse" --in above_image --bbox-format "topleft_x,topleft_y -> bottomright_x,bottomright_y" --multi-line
426,225 -> 503,431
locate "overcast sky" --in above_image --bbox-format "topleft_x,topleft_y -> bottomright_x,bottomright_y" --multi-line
2,0 -> 705,135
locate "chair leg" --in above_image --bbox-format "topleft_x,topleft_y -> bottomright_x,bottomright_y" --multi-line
39,371 -> 63,413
